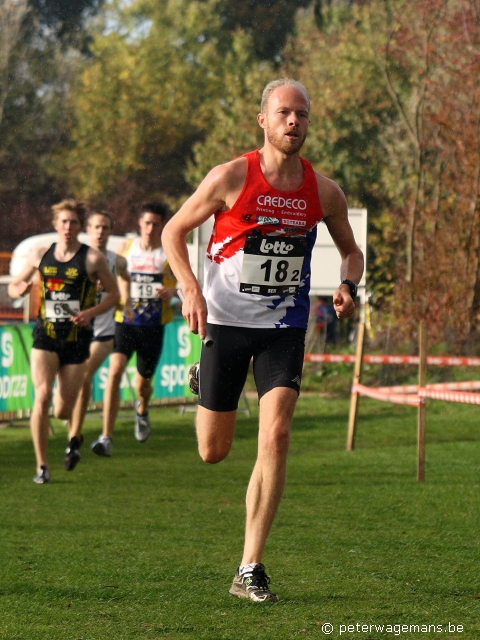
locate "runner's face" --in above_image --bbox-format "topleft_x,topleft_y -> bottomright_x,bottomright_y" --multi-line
53,210 -> 81,243
139,212 -> 164,245
259,86 -> 310,155
87,214 -> 112,250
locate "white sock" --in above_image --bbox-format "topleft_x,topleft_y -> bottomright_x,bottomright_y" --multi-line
239,563 -> 260,576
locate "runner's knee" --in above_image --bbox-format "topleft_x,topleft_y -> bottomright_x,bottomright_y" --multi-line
198,440 -> 232,464
53,401 -> 71,420
108,364 -> 124,383
260,422 -> 290,456
34,391 -> 52,414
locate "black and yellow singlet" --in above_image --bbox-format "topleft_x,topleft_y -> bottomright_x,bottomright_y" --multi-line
37,243 -> 96,341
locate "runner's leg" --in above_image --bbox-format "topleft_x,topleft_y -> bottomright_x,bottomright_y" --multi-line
241,386 -> 297,565
68,339 -> 114,439
135,325 -> 164,416
136,372 -> 152,415
30,348 -> 59,472
196,407 -> 237,463
54,361 -> 87,420
103,352 -> 128,437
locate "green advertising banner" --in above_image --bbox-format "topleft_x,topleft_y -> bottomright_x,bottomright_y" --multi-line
0,318 -> 200,414
91,318 -> 201,403
0,324 -> 35,412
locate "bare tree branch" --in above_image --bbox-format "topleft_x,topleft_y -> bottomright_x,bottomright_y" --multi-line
0,0 -> 29,129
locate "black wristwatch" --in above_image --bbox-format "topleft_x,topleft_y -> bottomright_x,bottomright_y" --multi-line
341,279 -> 358,299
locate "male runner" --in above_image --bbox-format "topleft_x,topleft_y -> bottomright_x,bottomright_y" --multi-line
8,200 -> 120,483
162,79 -> 364,601
90,202 -> 177,456
64,211 -> 132,471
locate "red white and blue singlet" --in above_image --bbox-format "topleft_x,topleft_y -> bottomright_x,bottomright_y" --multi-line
204,150 -> 324,329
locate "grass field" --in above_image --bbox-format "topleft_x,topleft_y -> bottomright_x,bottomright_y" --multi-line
0,394 -> 479,640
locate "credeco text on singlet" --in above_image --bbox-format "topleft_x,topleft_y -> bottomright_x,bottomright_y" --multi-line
256,195 -> 307,210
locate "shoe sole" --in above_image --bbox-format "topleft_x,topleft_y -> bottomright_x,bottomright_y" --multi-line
134,429 -> 151,443
188,364 -> 199,395
229,583 -> 279,602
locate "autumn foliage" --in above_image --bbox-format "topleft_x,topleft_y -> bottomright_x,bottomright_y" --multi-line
0,0 -> 479,350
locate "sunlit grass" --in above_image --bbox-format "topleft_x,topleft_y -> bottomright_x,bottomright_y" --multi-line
0,394 -> 479,639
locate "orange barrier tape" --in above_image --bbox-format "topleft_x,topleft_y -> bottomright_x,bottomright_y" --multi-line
419,389 -> 480,405
305,354 -> 356,363
376,381 -> 480,394
353,383 -> 423,406
376,384 -> 419,394
304,354 -> 480,367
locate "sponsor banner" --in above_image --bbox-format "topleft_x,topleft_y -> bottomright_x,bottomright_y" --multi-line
91,319 -> 201,402
0,319 -> 200,414
0,324 -> 35,412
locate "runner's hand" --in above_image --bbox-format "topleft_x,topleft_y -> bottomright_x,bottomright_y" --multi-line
71,308 -> 94,327
16,281 -> 33,297
333,286 -> 355,319
182,288 -> 208,339
156,286 -> 176,300
124,301 -> 135,323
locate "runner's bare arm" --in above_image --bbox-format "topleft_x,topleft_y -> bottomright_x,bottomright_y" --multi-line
8,248 -> 46,298
116,254 -> 134,323
72,249 -> 120,327
319,175 -> 364,318
162,161 -> 246,338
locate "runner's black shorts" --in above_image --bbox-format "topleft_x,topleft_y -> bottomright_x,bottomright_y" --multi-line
198,323 -> 306,412
113,322 -> 165,379
32,322 -> 92,366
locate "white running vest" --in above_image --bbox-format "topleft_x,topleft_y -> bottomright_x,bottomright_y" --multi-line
92,249 -> 117,339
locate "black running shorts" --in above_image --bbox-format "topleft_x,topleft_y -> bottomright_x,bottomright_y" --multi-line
32,323 -> 92,367
198,323 -> 306,412
113,323 -> 165,379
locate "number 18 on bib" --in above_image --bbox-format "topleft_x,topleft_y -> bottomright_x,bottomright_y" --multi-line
240,234 -> 306,296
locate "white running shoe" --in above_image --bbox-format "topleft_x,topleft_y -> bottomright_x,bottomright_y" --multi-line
91,435 -> 113,457
134,401 -> 151,442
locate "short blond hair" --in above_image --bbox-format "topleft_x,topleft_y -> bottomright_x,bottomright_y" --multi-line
260,78 -> 310,114
51,199 -> 88,227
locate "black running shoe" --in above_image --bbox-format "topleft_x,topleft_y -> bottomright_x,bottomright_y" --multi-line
229,563 -> 279,602
64,435 -> 84,471
33,465 -> 51,484
188,362 -> 199,395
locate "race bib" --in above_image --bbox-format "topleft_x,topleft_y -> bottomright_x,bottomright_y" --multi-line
130,273 -> 163,302
44,299 -> 80,321
240,235 -> 306,295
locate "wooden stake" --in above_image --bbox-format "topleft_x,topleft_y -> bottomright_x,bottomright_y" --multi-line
347,322 -> 365,451
417,321 -> 427,481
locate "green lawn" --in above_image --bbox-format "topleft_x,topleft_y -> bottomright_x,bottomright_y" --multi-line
0,395 -> 479,639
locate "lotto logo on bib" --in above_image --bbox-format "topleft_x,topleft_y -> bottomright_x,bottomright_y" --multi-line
240,234 -> 306,296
